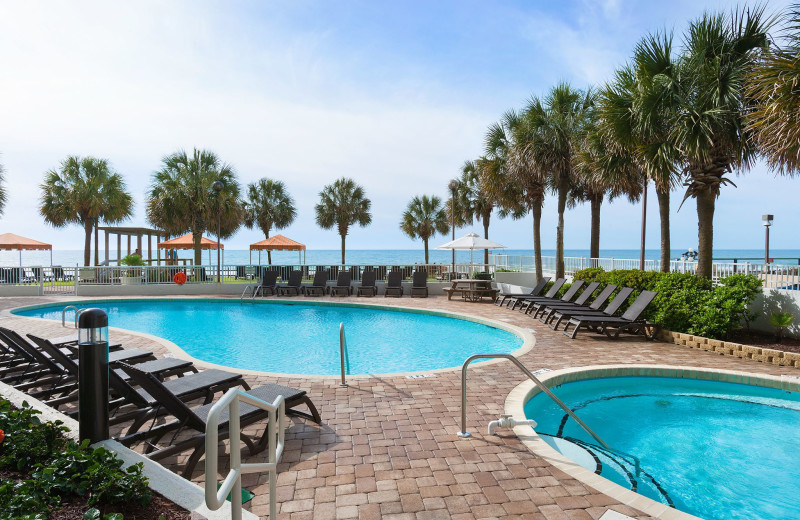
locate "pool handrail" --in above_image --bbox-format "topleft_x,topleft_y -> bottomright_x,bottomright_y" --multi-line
457,353 -> 640,475
339,322 -> 349,386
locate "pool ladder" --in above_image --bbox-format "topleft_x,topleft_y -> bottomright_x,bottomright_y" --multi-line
339,323 -> 349,386
458,353 -> 640,476
62,305 -> 86,328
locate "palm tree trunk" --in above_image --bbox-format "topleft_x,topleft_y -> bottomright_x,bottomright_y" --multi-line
424,238 -> 429,264
192,230 -> 203,265
656,188 -> 671,272
696,190 -> 715,279
482,215 -> 490,266
83,220 -> 93,266
532,203 -> 543,281
555,177 -> 569,279
590,196 -> 601,259
94,218 -> 99,266
266,230 -> 272,265
340,234 -> 346,265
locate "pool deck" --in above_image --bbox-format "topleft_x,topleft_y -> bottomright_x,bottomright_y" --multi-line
2,294 -> 797,520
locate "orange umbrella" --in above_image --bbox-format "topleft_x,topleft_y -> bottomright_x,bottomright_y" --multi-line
0,233 -> 53,265
249,234 -> 306,264
158,233 -> 223,265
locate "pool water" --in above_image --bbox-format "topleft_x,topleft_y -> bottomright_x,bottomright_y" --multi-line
16,300 -> 522,375
524,376 -> 800,520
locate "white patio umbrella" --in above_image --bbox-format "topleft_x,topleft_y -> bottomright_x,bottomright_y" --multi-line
436,232 -> 506,277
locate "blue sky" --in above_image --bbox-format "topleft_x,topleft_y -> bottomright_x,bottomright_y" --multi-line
0,0 -> 796,253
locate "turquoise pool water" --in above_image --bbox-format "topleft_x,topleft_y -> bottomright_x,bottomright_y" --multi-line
16,300 -> 522,375
524,376 -> 800,520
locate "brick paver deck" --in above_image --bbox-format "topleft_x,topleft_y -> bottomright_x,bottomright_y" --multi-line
2,294 -> 795,520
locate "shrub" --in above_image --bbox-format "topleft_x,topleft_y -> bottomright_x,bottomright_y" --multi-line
571,268 -> 762,340
119,254 -> 145,267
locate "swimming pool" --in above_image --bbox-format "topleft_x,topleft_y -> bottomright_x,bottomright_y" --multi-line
14,299 -> 524,375
522,371 -> 800,520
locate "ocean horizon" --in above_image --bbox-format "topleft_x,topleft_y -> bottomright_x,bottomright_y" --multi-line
2,248 -> 798,267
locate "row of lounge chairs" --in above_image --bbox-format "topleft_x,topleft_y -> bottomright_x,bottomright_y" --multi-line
496,277 -> 657,339
251,270 -> 430,298
0,326 -> 320,477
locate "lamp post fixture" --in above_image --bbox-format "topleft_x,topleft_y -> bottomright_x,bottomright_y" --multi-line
763,214 -> 773,265
212,180 -> 224,283
448,179 -> 459,280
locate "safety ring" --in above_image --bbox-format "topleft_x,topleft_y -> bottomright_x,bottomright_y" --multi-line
173,272 -> 187,285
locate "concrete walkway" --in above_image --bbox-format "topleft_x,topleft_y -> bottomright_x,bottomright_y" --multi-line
1,294 -> 794,520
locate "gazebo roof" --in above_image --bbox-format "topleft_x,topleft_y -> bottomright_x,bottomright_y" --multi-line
0,233 -> 53,251
250,234 -> 306,251
158,233 -> 223,250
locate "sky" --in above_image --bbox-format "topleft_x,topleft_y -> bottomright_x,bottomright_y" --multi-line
0,0 -> 797,253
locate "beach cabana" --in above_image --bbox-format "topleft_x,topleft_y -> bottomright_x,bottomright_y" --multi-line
0,233 -> 53,266
249,234 -> 306,264
158,233 -> 223,265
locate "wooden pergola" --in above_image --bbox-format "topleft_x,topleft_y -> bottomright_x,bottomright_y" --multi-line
98,226 -> 168,265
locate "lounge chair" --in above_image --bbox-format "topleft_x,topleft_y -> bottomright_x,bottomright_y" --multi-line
547,286 -> 632,330
384,271 -> 404,297
524,280 -> 587,318
356,270 -> 377,297
304,270 -> 329,296
277,270 -> 303,296
410,270 -> 428,298
118,362 -> 320,477
509,278 -> 566,311
52,266 -> 73,282
562,290 -> 657,339
495,277 -> 551,307
528,281 -> 601,320
543,284 -> 618,329
255,270 -> 279,297
330,272 -> 352,297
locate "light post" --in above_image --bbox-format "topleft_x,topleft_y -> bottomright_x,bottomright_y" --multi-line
448,180 -> 459,280
639,178 -> 647,270
78,308 -> 109,444
763,214 -> 773,265
212,180 -> 224,283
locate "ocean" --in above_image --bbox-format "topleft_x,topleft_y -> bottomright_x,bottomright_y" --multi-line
2,248 -> 799,267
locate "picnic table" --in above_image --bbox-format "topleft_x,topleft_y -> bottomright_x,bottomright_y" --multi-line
443,279 -> 499,302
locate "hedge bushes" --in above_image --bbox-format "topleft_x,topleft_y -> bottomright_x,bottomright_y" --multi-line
0,401 -> 151,519
573,268 -> 762,340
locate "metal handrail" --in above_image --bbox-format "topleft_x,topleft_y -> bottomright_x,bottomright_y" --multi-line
205,388 -> 285,520
62,305 -> 80,328
339,322 -> 349,386
457,353 -> 641,476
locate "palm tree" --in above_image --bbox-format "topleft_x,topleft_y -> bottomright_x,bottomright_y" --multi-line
146,149 -> 243,265
747,4 -> 800,175
40,156 -> 133,266
597,33 -> 681,272
453,160 -> 496,264
243,179 -> 296,265
315,177 -> 372,264
0,160 -> 6,217
673,8 -> 773,278
400,195 -> 449,263
516,84 -> 594,278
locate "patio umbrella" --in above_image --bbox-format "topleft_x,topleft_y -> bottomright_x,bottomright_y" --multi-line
249,234 -> 306,265
435,232 -> 506,276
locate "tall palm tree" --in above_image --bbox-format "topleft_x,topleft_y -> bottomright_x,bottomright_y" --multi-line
673,8 -> 773,278
453,160 -> 496,264
517,84 -> 594,278
243,178 -> 296,265
747,4 -> 800,175
400,195 -> 449,264
146,149 -> 243,265
597,33 -> 681,272
40,156 -> 133,266
315,177 -> 372,264
0,160 -> 6,217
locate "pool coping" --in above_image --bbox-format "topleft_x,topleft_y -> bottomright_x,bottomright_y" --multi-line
7,296 -> 535,380
505,364 -> 800,520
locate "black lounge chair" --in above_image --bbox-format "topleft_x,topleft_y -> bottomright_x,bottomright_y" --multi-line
496,277 -> 551,307
410,270 -> 428,297
277,270 -> 303,296
117,362 -> 320,477
255,270 -> 279,297
524,280 -> 587,318
304,270 -> 329,296
529,281 -> 600,320
547,286 -> 632,330
509,278 -> 566,311
384,271 -> 404,297
563,290 -> 657,339
330,272 -> 352,297
357,270 -> 377,297
543,284 -> 618,329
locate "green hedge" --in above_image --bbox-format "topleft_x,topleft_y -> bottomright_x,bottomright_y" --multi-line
573,268 -> 762,340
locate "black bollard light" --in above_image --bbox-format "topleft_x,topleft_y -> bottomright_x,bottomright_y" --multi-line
78,308 -> 109,444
